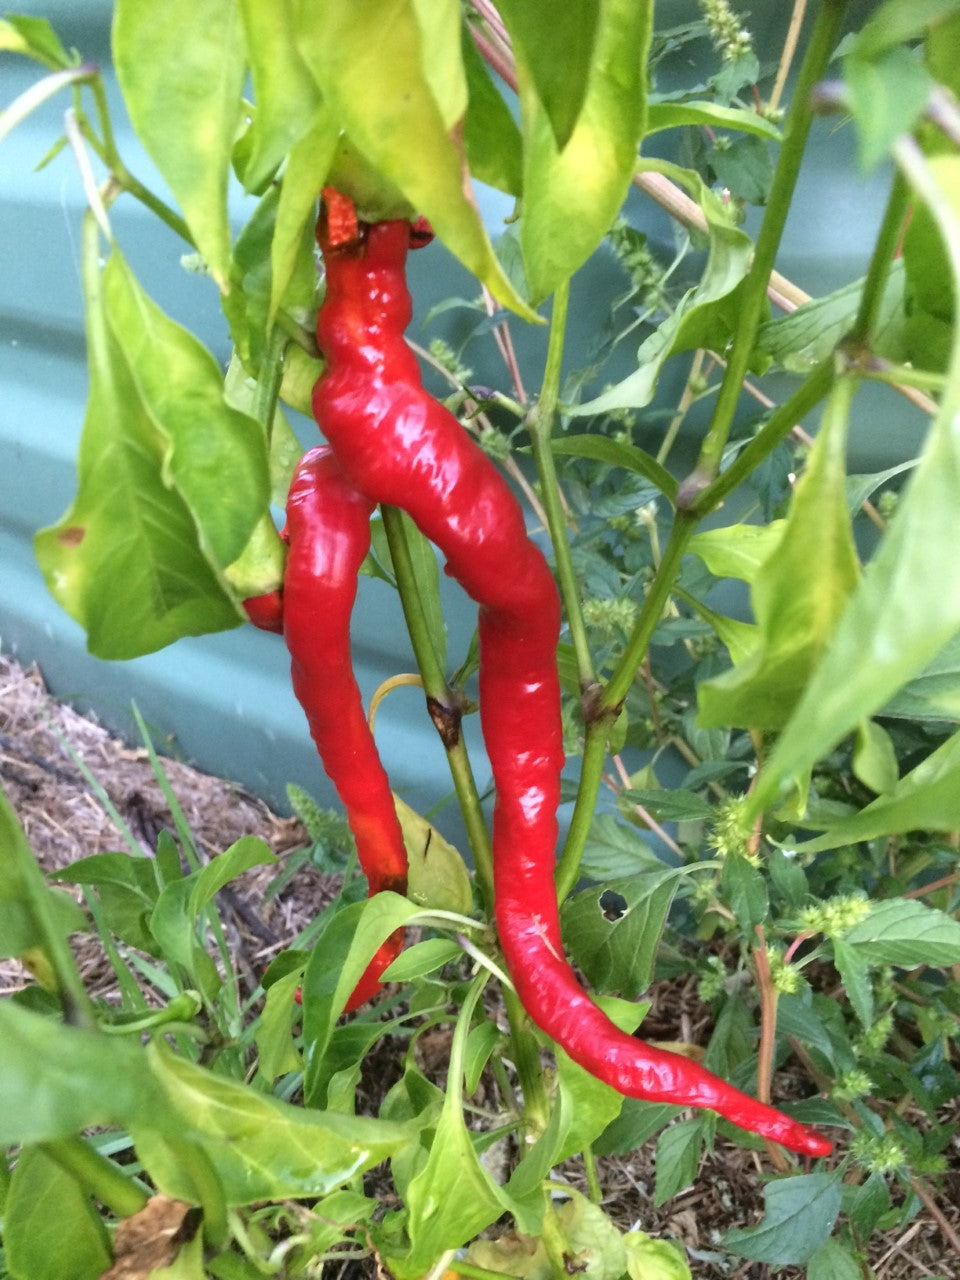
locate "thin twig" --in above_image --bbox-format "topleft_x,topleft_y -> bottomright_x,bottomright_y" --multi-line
769,0 -> 809,113
609,753 -> 687,859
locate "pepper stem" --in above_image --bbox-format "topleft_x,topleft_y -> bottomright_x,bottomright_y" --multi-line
40,1137 -> 148,1219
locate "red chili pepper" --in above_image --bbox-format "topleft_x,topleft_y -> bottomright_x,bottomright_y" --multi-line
309,200 -> 831,1156
246,446 -> 407,1011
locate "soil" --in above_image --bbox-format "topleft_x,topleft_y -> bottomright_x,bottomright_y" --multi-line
1,652 -> 958,1280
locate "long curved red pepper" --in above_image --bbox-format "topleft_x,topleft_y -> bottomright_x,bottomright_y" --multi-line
246,445 -> 407,1011
309,207 -> 831,1157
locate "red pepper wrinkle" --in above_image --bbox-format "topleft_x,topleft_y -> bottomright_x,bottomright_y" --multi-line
312,211 -> 831,1157
283,446 -> 407,1011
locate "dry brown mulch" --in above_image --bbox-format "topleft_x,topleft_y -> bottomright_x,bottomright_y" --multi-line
1,653 -> 958,1279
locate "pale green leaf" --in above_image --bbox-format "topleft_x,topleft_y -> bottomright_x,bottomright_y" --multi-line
236,0 -> 321,191
624,1232 -> 692,1280
411,0 -> 467,130
0,15 -> 70,68
851,720 -> 899,795
687,521 -> 785,583
646,100 -> 780,140
882,628 -> 960,721
844,46 -> 932,171
395,797 -> 473,915
851,0 -> 960,59
296,0 -> 535,319
516,0 -> 650,301
699,377 -> 859,729
4,1146 -> 111,1280
755,261 -> 907,374
133,1043 -> 414,1206
113,0 -> 246,288
576,159 -> 758,414
551,433 -> 678,502
34,246 -> 265,659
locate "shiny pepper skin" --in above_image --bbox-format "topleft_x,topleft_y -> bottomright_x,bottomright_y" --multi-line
310,208 -> 831,1158
246,446 -> 407,1011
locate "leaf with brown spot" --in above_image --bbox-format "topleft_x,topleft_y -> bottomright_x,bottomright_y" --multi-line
101,1196 -> 198,1280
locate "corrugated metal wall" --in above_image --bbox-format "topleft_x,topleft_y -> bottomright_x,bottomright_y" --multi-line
2,0 -> 918,825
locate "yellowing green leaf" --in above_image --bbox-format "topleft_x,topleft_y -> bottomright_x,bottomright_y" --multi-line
395,796 -> 473,915
698,376 -> 859,729
296,0 -> 535,318
113,0 -> 246,289
517,0 -> 651,301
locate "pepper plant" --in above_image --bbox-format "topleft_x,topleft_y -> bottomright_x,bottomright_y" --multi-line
2,0 -> 960,1276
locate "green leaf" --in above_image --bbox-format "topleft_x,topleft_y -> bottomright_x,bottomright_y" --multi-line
4,1146 -> 110,1280
903,191 -> 956,373
844,46 -> 932,172
551,434 -> 678,503
796,728 -> 960,852
807,1236 -> 864,1280
0,1001 -> 170,1145
150,836 -> 276,973
832,937 -> 874,1028
722,1172 -> 842,1265
112,0 -> 246,289
843,897 -> 960,966
51,851 -> 161,955
461,30 -> 523,196
851,720 -> 899,795
561,869 -> 682,998
698,377 -> 859,730
845,458 -> 919,514
269,107 -> 340,322
621,786 -> 712,822
594,1099 -> 680,1156
0,787 -> 88,1007
654,1117 -> 703,1206
623,1232 -> 692,1280
296,0 -> 535,319
35,245 -> 267,659
851,0 -> 960,60
133,1042 -> 414,1206
574,159 -> 757,414
301,893 -> 421,1107
882,628 -> 960,721
720,854 -> 768,930
510,996 -> 640,1201
410,0 -> 467,131
467,1190 -> 628,1280
0,15 -> 71,68
516,0 -> 650,301
755,261 -> 907,374
254,967 -> 303,1081
495,0 -> 600,152
577,814 -> 665,881
384,938 -> 463,983
235,0 -> 321,191
687,521 -> 785,583
395,798 -> 473,915
646,100 -> 780,141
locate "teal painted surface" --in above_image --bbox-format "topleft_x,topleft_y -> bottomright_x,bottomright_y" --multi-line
1,1 -> 922,824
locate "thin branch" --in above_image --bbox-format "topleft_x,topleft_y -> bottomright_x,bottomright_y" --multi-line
769,0 -> 809,113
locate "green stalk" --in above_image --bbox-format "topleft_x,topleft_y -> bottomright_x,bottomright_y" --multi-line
381,505 -> 494,909
40,1137 -> 148,1218
692,0 -> 849,482
850,171 -> 909,344
602,514 -> 699,710
688,357 -> 835,517
555,720 -> 608,901
528,280 -> 595,688
503,988 -> 551,1132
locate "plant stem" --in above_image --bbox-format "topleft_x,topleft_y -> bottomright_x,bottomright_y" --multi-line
769,0 -> 809,112
528,280 -> 595,689
602,514 -> 699,711
85,78 -> 194,246
41,1137 -> 148,1218
556,718 -> 609,901
850,171 -> 909,344
687,357 -> 836,518
582,1145 -> 602,1203
381,506 -> 494,909
504,988 -> 551,1132
752,932 -> 790,1173
691,0 -> 849,483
